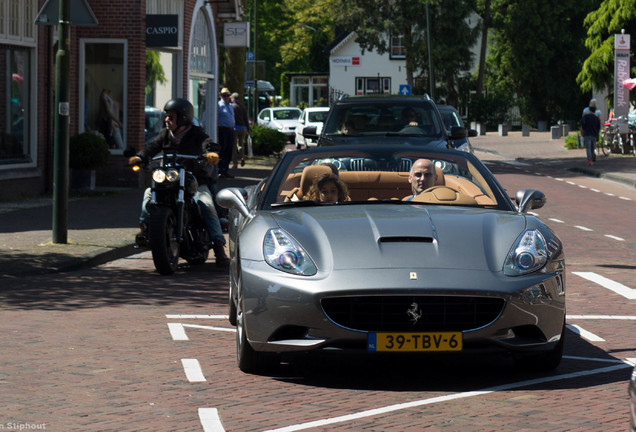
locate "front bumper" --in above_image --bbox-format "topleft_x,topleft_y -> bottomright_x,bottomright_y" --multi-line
240,262 -> 566,355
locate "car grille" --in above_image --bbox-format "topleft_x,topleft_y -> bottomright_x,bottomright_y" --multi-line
321,295 -> 505,332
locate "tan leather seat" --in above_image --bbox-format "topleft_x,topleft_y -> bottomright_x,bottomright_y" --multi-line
284,165 -> 332,201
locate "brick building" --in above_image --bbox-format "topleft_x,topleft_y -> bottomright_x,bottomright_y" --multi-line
0,0 -> 242,200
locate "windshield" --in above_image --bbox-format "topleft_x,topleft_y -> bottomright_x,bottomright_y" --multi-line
308,110 -> 328,123
273,109 -> 301,120
262,147 -> 510,210
323,102 -> 444,137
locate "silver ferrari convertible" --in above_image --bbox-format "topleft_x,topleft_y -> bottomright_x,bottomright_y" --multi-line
217,144 -> 566,374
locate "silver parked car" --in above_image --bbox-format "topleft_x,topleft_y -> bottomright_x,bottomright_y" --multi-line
217,144 -> 566,374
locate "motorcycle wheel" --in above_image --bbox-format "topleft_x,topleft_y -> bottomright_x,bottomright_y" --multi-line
149,206 -> 180,275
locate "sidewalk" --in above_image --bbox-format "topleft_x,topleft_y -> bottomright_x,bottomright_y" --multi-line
0,162 -> 277,281
1,132 -> 634,281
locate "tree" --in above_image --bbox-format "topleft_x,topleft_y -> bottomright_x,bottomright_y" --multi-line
487,0 -> 594,124
145,50 -> 167,95
577,0 -> 636,100
333,0 -> 432,87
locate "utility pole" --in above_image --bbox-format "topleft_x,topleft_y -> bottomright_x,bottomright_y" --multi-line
52,0 -> 71,243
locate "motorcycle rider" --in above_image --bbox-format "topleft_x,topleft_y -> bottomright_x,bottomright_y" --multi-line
128,98 -> 229,266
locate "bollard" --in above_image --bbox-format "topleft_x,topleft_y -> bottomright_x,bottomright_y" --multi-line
550,125 -> 561,139
522,124 -> 530,136
498,124 -> 508,136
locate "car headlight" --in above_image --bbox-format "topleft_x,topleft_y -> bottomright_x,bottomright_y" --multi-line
504,229 -> 548,276
263,229 -> 317,276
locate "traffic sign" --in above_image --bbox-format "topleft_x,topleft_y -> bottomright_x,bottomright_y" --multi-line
246,51 -> 255,61
399,84 -> 411,95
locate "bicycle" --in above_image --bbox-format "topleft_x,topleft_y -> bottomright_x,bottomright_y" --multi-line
598,122 -> 612,156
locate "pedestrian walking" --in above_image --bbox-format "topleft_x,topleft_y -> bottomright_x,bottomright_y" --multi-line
217,87 -> 235,178
230,92 -> 249,169
581,105 -> 601,166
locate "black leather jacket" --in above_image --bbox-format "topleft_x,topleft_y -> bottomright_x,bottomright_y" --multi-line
137,126 -> 221,184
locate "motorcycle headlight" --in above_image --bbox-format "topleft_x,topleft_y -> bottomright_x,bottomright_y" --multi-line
152,169 -> 167,183
165,169 -> 180,182
504,229 -> 548,276
263,229 -> 317,276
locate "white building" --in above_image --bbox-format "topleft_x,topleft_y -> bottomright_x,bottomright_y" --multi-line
327,31 -> 408,102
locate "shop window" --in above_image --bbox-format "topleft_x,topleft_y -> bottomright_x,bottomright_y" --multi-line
355,77 -> 391,95
80,40 -> 127,152
0,46 -> 31,164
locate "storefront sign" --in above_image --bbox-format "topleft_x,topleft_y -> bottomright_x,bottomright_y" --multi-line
146,15 -> 179,47
614,33 -> 630,133
331,56 -> 361,66
224,22 -> 249,47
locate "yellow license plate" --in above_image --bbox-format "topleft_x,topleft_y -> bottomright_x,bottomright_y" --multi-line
368,332 -> 462,352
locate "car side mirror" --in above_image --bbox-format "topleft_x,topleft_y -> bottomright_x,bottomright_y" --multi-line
516,189 -> 546,213
468,129 -> 478,137
303,125 -> 318,139
263,116 -> 270,122
216,187 -> 252,220
450,126 -> 468,139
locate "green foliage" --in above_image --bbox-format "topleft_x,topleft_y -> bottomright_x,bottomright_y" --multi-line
467,92 -> 511,129
69,132 -> 110,169
250,126 -> 287,156
578,0 -> 636,103
488,0 -> 593,123
564,132 -> 580,149
146,50 -> 167,96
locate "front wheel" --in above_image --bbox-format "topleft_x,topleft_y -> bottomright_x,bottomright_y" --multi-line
599,135 -> 611,156
236,271 -> 279,373
149,206 -> 180,275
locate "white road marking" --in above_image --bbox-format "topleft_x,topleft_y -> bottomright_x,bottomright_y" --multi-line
168,323 -> 236,341
605,192 -> 616,197
199,408 -> 226,432
604,234 -> 625,241
566,324 -> 605,342
168,323 -> 189,341
567,315 -> 636,320
626,358 -> 636,366
590,188 -> 601,192
548,218 -> 564,223
181,358 -> 206,382
166,314 -> 229,319
183,324 -> 236,333
261,362 -> 633,432
566,181 -> 576,185
574,225 -> 593,231
573,271 -> 636,299
619,196 -> 632,201
578,184 -> 588,189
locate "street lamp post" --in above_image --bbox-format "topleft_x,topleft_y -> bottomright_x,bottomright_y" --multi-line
52,0 -> 71,243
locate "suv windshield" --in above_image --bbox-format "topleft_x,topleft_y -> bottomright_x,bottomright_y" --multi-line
323,101 -> 444,137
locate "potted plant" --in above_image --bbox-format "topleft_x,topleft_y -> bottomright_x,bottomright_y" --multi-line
69,132 -> 110,190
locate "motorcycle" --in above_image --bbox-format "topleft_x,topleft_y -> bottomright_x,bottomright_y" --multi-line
131,152 -> 210,275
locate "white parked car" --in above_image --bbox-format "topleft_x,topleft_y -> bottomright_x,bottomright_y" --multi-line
257,107 -> 302,143
295,107 -> 330,148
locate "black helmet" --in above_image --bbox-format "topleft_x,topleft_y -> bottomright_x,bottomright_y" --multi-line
163,98 -> 194,127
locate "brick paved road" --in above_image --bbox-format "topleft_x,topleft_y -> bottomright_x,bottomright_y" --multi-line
0,156 -> 634,432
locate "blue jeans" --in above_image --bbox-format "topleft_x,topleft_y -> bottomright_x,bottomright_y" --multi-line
584,135 -> 597,161
139,184 -> 225,244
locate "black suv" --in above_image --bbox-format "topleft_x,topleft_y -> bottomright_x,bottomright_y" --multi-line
303,95 -> 470,151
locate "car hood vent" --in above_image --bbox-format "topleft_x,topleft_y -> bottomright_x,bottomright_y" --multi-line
379,236 -> 433,243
